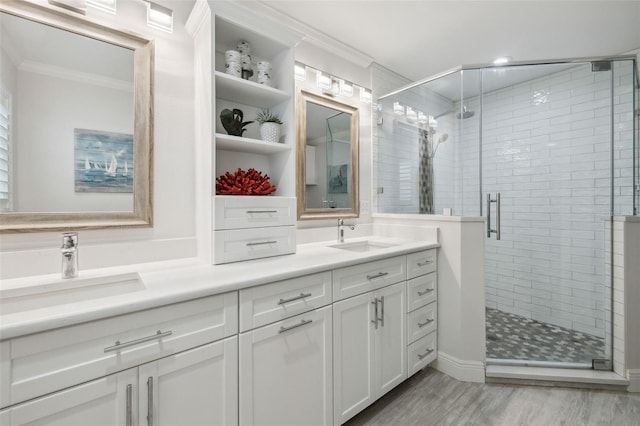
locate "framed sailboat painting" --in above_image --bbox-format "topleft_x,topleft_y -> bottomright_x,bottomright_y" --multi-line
74,128 -> 134,193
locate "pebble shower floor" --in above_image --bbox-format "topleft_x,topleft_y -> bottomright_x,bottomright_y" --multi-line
485,308 -> 605,364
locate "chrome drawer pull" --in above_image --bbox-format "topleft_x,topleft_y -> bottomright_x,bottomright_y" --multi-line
126,384 -> 133,426
246,210 -> 277,214
418,318 -> 435,328
104,330 -> 173,353
366,272 -> 389,280
147,376 -> 153,426
371,298 -> 379,329
417,288 -> 435,296
279,319 -> 313,334
417,348 -> 435,360
417,260 -> 434,267
246,240 -> 277,246
278,292 -> 312,305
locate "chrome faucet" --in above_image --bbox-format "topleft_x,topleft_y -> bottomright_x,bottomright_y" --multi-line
61,232 -> 78,278
337,218 -> 355,243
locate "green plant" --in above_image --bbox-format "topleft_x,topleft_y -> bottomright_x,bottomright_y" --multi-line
255,109 -> 283,125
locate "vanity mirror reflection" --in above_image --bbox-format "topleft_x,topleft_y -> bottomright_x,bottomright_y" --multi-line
296,90 -> 359,220
0,1 -> 153,233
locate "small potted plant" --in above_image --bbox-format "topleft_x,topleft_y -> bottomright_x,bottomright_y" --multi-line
255,109 -> 283,143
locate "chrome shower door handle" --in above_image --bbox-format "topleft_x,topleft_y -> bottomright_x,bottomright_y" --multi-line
486,193 -> 501,240
486,193 -> 491,238
495,193 -> 501,240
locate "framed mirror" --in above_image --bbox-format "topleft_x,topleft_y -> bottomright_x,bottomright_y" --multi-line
0,0 -> 153,233
296,90 -> 359,220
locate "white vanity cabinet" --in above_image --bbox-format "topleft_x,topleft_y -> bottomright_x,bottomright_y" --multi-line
333,281 -> 407,425
238,273 -> 333,426
0,337 -> 238,426
0,292 -> 239,426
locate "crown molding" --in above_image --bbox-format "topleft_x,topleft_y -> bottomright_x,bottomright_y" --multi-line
250,1 -> 375,69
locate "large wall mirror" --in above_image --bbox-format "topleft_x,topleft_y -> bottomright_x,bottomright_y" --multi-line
297,90 -> 359,220
0,1 -> 153,233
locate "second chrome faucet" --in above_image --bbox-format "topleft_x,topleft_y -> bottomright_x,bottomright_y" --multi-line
337,218 -> 355,243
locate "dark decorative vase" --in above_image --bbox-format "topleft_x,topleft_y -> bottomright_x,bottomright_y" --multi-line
220,108 -> 253,136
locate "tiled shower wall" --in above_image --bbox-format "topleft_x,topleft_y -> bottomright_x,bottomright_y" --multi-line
470,61 -> 635,338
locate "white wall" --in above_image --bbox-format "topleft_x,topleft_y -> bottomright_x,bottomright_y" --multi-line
0,1 -> 197,279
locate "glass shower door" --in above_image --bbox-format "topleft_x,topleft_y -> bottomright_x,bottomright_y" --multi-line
482,62 -> 612,367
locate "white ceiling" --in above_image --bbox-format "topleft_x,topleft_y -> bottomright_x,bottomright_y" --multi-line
258,0 -> 640,82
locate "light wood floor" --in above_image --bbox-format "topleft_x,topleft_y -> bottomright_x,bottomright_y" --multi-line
345,368 -> 640,426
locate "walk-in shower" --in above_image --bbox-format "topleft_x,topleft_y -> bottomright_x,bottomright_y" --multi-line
375,56 -> 638,369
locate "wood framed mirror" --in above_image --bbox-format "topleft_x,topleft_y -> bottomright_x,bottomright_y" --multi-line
0,0 -> 153,233
296,90 -> 359,220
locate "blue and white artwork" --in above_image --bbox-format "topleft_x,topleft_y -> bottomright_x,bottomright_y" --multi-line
74,129 -> 134,193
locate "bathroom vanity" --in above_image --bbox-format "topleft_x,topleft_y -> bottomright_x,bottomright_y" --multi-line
0,239 -> 438,425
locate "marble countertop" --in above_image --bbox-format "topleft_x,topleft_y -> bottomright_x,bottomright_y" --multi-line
0,237 -> 438,340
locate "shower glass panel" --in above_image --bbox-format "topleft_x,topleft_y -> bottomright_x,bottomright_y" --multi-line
376,69 -> 481,216
481,62 -> 613,367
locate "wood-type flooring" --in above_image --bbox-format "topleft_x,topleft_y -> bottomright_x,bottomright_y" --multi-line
345,368 -> 640,426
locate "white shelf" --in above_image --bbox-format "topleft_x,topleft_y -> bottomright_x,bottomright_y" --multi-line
215,133 -> 291,155
215,72 -> 290,107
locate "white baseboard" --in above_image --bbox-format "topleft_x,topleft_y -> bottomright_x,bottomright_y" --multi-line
628,369 -> 640,393
433,351 -> 485,383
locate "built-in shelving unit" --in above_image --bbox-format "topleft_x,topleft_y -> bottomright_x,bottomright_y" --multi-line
187,0 -> 302,264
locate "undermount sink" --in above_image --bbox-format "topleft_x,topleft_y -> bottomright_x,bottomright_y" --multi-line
329,240 -> 398,252
0,272 -> 146,315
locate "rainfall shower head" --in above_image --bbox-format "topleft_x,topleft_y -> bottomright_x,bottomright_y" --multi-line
456,106 -> 475,119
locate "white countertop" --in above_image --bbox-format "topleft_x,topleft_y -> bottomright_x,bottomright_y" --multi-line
0,237 -> 438,340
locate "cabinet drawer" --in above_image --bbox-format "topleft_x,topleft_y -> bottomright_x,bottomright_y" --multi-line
214,196 -> 296,230
407,331 -> 437,376
214,226 -> 296,264
333,256 -> 406,301
406,250 -> 437,279
406,302 -> 437,344
407,272 -> 437,312
3,292 -> 237,408
240,271 -> 332,332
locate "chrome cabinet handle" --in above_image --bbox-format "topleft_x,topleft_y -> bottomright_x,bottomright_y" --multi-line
371,298 -> 379,329
104,330 -> 173,353
147,377 -> 153,426
417,260 -> 434,267
417,288 -> 435,296
246,240 -> 277,246
418,318 -> 435,328
126,384 -> 133,426
366,272 -> 389,280
418,348 -> 435,360
278,292 -> 312,305
279,319 -> 313,334
379,296 -> 385,327
246,210 -> 277,214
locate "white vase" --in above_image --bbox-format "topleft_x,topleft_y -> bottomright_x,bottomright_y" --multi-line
260,122 -> 281,143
